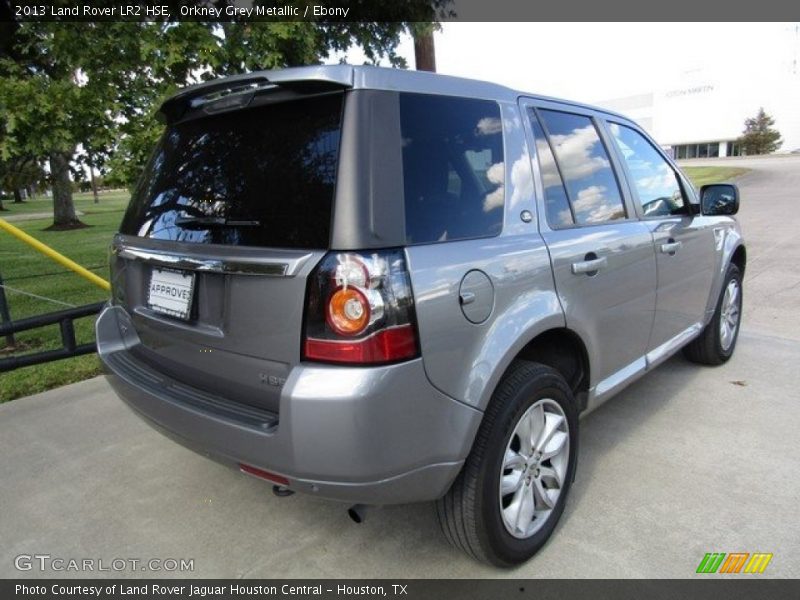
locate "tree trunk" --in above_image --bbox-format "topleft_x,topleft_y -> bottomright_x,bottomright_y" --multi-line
414,29 -> 436,72
13,188 -> 23,203
49,151 -> 80,228
0,195 -> 5,211
90,165 -> 99,204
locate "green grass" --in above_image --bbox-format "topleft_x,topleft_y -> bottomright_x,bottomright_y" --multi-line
0,189 -> 130,216
682,166 -> 750,187
0,191 -> 128,402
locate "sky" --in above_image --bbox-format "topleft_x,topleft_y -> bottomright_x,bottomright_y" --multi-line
339,23 -> 800,150
349,23 -> 799,104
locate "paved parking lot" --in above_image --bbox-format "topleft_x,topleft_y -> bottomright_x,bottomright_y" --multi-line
2,156 -> 799,578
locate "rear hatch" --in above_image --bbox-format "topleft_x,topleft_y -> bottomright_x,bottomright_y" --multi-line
110,86 -> 344,413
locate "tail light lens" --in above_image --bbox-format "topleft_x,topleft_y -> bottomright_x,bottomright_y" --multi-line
303,249 -> 419,365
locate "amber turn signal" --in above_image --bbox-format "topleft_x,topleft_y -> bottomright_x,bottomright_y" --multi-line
326,286 -> 370,336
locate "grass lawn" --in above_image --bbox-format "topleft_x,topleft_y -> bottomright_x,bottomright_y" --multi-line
0,164 -> 751,403
0,191 -> 128,402
680,166 -> 750,187
0,189 -> 130,216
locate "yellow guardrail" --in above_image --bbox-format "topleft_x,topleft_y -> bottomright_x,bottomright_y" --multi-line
0,217 -> 110,291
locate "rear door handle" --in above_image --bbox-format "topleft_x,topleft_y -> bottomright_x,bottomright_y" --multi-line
660,240 -> 683,255
571,256 -> 607,275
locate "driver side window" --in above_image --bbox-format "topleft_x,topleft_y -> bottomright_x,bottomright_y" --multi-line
608,122 -> 687,217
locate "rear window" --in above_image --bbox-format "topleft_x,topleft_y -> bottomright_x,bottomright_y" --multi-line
120,93 -> 343,249
400,94 -> 504,244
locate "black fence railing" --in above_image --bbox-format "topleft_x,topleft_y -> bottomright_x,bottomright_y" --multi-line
0,301 -> 106,373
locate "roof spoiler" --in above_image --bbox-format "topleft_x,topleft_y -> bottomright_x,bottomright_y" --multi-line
157,65 -> 355,124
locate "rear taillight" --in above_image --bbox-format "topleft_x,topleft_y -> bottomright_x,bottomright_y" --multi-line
303,249 -> 419,365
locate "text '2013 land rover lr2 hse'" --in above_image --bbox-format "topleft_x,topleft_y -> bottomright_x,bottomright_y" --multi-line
98,65 -> 745,566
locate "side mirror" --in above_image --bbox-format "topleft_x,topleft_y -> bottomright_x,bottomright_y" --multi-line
700,183 -> 739,216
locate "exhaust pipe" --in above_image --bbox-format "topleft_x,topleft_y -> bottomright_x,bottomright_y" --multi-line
272,485 -> 294,498
348,504 -> 368,523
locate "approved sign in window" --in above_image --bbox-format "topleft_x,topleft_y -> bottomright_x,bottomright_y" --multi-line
147,268 -> 195,321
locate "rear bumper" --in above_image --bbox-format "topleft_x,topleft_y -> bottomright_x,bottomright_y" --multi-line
97,305 -> 481,505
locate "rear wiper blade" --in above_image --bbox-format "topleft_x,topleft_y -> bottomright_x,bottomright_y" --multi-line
175,216 -> 261,227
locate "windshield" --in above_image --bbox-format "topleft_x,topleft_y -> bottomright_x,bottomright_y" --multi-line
120,92 -> 343,249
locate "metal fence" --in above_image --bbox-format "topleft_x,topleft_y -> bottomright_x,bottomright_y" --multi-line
0,299 -> 105,373
0,216 -> 110,375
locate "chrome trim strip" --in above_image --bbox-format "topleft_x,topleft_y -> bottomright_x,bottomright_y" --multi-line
645,322 -> 704,368
583,357 -> 647,416
114,245 -> 290,277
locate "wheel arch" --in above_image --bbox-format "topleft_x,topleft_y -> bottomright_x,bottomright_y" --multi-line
731,243 -> 747,276
486,327 -> 591,413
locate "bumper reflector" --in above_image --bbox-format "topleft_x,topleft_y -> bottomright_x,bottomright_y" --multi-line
239,463 -> 290,486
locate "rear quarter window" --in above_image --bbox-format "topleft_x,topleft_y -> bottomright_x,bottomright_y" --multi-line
400,94 -> 505,244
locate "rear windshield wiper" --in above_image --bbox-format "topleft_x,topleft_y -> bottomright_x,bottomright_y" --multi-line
175,215 -> 261,227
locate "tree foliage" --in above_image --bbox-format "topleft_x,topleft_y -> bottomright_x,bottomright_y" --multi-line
0,5 -> 444,226
0,22 -> 160,226
0,156 -> 46,202
738,108 -> 782,155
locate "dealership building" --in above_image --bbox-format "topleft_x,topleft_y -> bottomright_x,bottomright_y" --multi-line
597,57 -> 800,158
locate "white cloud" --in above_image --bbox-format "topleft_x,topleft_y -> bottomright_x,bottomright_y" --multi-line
476,117 -> 503,136
483,161 -> 505,212
548,125 -> 609,181
572,185 -> 622,223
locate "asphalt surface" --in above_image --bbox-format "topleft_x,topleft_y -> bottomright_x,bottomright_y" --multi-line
2,156 -> 799,578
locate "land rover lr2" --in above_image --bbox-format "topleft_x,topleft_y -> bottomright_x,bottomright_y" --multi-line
98,65 -> 745,566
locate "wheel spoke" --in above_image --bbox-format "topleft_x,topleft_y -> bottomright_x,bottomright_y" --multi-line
503,448 -> 525,470
729,282 -> 739,307
541,430 -> 568,460
535,412 -> 565,453
538,465 -> 563,489
501,471 -> 524,496
516,405 -> 540,456
514,484 -> 536,534
532,477 -> 555,510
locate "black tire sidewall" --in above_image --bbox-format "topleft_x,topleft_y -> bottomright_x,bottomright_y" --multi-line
477,368 -> 579,566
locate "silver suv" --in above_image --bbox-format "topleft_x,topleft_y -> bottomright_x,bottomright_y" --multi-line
97,65 -> 745,566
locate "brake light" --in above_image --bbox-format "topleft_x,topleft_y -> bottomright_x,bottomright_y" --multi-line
303,250 -> 419,365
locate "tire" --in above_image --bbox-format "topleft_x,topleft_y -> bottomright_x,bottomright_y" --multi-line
435,360 -> 578,567
683,263 -> 743,366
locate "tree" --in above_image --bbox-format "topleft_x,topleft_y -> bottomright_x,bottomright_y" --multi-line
412,23 -> 437,72
0,11 -> 447,225
0,22 -> 162,228
106,19 -> 434,188
738,108 -> 782,155
0,156 -> 46,203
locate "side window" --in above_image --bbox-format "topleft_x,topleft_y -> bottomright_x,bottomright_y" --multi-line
527,109 -> 574,228
608,122 -> 687,217
400,94 -> 504,244
539,109 -> 626,225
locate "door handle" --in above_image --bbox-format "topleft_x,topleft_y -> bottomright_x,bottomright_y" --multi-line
660,240 -> 682,255
571,256 -> 607,275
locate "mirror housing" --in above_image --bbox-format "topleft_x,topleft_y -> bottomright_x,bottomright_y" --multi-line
700,183 -> 739,216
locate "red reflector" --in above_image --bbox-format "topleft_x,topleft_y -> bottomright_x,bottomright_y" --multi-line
239,463 -> 289,486
304,324 -> 417,364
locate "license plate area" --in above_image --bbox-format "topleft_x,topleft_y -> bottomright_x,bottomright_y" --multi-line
147,267 -> 196,321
